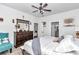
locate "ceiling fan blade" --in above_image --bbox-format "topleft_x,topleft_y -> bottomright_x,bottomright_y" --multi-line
39,3 -> 43,9
43,3 -> 48,8
32,10 -> 38,13
43,9 -> 51,12
32,5 -> 39,9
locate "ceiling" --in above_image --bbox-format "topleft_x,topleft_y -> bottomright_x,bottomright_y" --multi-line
2,3 -> 79,17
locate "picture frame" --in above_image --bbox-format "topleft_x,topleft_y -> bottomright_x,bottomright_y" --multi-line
64,18 -> 74,27
0,17 -> 3,22
42,22 -> 46,27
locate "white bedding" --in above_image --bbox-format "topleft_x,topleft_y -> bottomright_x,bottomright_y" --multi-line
23,36 -> 79,55
24,40 -> 34,54
39,36 -> 59,54
24,36 -> 59,55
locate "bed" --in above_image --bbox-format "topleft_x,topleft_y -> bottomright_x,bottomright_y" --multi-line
21,35 -> 79,55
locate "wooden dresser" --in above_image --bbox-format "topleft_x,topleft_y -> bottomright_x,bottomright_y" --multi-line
14,31 -> 33,48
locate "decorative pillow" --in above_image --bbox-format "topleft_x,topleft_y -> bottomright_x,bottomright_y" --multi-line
52,36 -> 64,43
0,39 -> 2,44
2,38 -> 9,43
57,36 -> 64,42
60,36 -> 64,39
55,37 -> 74,53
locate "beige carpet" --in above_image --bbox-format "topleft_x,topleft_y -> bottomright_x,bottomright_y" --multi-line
1,47 -> 22,55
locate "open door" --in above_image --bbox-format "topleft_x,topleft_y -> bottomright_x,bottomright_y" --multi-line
51,22 -> 59,37
34,23 -> 38,38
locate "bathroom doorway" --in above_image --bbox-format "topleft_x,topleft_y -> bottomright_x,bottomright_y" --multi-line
51,22 -> 59,37
34,23 -> 38,37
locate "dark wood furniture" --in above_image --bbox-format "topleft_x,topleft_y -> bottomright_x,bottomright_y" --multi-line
14,31 -> 33,48
76,31 -> 79,38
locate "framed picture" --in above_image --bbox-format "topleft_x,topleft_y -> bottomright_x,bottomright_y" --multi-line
64,18 -> 74,27
42,22 -> 46,27
0,17 -> 3,22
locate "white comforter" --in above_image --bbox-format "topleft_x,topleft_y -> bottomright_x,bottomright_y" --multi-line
24,36 -> 59,55
39,36 -> 59,54
24,36 -> 79,55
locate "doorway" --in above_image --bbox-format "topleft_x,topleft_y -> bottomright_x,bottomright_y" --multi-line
51,22 -> 59,37
34,23 -> 38,37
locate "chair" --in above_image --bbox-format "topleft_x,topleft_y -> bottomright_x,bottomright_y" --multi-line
0,33 -> 12,53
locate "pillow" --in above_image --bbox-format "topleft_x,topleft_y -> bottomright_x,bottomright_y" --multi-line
64,35 -> 73,38
60,36 -> 64,39
2,38 -> 9,43
55,37 -> 74,53
53,36 -> 64,43
57,36 -> 64,42
52,37 -> 59,42
0,39 -> 2,44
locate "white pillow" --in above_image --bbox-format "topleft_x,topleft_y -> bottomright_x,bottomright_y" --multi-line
0,40 -> 2,44
2,38 -> 9,43
55,37 -> 74,53
52,37 -> 59,42
64,35 -> 73,38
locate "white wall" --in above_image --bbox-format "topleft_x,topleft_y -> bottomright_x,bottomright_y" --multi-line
0,4 -> 37,45
38,9 -> 79,37
1,3 -> 79,45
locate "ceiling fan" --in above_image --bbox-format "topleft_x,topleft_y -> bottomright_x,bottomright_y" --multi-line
32,3 -> 52,14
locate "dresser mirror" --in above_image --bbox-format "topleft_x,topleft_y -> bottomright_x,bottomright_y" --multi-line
15,19 -> 31,32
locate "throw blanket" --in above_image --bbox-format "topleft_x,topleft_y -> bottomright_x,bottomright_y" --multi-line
32,38 -> 41,55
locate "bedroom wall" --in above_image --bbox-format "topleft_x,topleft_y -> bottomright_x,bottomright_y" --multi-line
37,9 -> 79,37
0,4 -> 37,45
1,3 -> 79,45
